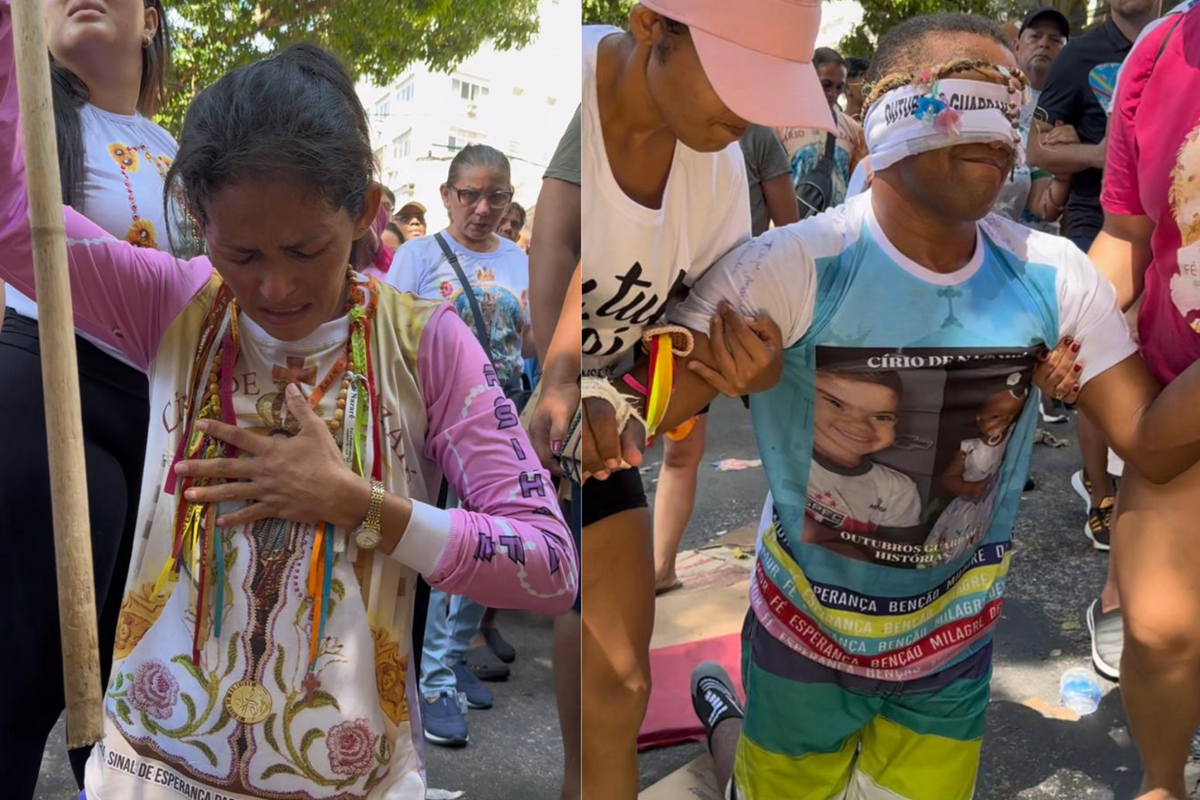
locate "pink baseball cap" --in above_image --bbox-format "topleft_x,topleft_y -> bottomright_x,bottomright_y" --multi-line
639,0 -> 834,130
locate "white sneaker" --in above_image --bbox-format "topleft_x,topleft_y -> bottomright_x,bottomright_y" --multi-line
1040,397 -> 1069,424
1070,470 -> 1091,511
1087,599 -> 1122,681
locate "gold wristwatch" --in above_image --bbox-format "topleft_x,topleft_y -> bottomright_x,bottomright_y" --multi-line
353,480 -> 385,550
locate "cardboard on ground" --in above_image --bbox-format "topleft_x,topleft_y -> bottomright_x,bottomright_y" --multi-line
638,755 -> 724,800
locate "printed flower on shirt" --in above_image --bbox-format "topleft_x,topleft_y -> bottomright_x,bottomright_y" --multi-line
372,625 -> 410,724
151,154 -> 173,180
439,279 -> 454,298
127,659 -> 180,719
113,582 -> 169,659
1169,123 -> 1200,332
1170,124 -> 1200,247
125,218 -> 158,249
326,718 -> 376,776
108,143 -> 139,171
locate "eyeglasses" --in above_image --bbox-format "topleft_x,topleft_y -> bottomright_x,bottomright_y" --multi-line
447,185 -> 514,209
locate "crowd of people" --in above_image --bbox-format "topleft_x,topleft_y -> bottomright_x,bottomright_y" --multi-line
581,0 -> 1200,799
0,0 -> 581,798
6,0 -> 1200,797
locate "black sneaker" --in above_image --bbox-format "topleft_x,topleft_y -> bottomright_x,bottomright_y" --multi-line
1087,599 -> 1122,681
690,661 -> 744,752
1085,497 -> 1114,551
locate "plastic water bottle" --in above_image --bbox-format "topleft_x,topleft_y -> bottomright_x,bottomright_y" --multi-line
1060,667 -> 1102,715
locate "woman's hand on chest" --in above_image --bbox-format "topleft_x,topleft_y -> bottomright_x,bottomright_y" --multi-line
174,383 -> 372,530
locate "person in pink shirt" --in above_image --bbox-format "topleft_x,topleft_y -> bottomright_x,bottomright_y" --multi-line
1092,3 -> 1200,798
0,4 -> 576,798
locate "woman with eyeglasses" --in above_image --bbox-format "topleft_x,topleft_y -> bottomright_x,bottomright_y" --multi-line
385,143 -> 536,747
0,0 -> 190,792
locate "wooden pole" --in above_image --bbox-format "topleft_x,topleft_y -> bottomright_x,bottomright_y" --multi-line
10,0 -> 103,747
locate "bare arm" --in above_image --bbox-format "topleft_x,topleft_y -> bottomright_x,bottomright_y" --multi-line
938,451 -> 987,500
582,228 -> 804,480
1028,131 -> 1107,175
542,265 -> 581,384
522,323 -> 537,359
1077,356 -> 1200,483
1026,175 -> 1070,222
582,306 -> 783,478
529,265 -> 581,471
528,177 -> 581,362
1129,354 -> 1200,460
1087,212 -> 1154,312
761,173 -> 800,228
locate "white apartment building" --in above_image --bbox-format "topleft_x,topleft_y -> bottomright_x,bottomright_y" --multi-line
357,0 -> 580,235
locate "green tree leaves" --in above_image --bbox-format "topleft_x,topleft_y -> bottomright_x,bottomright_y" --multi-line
582,0 -> 632,27
840,0 -> 1107,60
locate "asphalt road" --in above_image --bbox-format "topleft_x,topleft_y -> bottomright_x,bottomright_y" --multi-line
637,395 -> 1200,800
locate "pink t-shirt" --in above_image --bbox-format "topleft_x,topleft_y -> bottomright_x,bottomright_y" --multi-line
1102,4 -> 1200,384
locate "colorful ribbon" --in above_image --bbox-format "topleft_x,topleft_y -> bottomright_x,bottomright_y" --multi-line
643,333 -> 674,435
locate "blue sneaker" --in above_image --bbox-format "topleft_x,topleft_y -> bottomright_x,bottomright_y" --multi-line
422,694 -> 469,747
453,662 -> 494,709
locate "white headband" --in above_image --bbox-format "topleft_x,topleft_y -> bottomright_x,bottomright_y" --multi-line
864,78 -> 1026,172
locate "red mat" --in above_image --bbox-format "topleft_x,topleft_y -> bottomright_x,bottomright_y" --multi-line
637,632 -> 744,750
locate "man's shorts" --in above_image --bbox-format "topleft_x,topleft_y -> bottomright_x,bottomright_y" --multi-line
733,612 -> 992,800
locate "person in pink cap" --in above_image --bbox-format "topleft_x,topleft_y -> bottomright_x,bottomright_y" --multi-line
579,1 -> 830,796
584,10 -> 1200,800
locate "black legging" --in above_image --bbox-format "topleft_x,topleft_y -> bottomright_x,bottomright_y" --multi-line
0,309 -> 148,795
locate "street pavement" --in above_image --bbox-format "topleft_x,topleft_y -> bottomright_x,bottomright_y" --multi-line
36,609 -> 566,799
638,395 -> 1200,800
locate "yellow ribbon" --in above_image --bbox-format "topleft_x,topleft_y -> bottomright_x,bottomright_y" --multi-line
644,333 -> 673,435
154,504 -> 202,597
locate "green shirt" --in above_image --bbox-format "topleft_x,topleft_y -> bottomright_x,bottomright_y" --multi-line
544,105 -> 581,187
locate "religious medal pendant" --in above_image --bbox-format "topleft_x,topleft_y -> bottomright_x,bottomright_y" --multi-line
225,680 -> 272,724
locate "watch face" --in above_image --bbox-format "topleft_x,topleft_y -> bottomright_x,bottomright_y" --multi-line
354,527 -> 382,550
